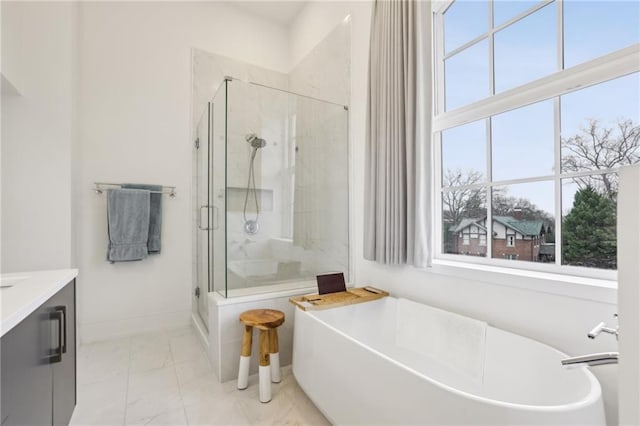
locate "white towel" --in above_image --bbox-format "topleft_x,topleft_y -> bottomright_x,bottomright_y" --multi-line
396,298 -> 487,381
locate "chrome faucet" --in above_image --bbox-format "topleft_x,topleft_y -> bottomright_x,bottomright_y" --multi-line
587,322 -> 618,340
587,313 -> 618,340
561,352 -> 618,368
561,314 -> 619,368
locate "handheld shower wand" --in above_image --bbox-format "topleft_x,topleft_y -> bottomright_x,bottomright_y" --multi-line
246,133 -> 266,149
243,133 -> 266,234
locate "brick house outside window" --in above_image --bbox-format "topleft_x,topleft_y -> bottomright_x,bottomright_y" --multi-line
448,216 -> 555,262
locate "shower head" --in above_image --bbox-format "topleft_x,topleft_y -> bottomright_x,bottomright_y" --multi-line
245,133 -> 267,149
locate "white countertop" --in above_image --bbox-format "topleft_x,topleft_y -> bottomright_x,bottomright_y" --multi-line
1,269 -> 78,337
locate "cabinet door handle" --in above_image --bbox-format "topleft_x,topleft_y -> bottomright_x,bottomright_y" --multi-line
46,311 -> 63,364
54,305 -> 67,354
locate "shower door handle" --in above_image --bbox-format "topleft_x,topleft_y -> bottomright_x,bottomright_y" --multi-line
212,206 -> 219,230
198,205 -> 213,231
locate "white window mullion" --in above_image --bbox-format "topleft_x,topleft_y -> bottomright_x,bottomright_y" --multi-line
434,7 -> 445,259
443,35 -> 489,61
435,11 -> 446,115
492,0 -> 555,34
484,0 -> 493,261
558,0 -> 564,71
434,131 -> 443,257
488,0 -> 495,96
554,97 -> 563,266
486,117 -> 493,260
442,170 -> 620,191
433,44 -> 640,132
554,0 -> 564,266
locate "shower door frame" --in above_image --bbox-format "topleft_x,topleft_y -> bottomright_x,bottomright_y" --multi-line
210,80 -> 228,299
195,80 -> 230,326
195,102 -> 212,329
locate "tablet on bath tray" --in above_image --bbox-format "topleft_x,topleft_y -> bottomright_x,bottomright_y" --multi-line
316,272 -> 347,295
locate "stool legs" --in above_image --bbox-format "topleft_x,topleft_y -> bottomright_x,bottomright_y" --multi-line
258,329 -> 271,403
237,325 -> 252,390
237,308 -> 284,403
268,328 -> 281,383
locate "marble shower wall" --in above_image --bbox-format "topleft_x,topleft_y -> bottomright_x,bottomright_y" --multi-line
290,98 -> 349,277
224,80 -> 290,275
288,21 -> 351,279
288,20 -> 351,107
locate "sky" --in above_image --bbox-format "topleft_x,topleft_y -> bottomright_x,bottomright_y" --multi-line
441,0 -> 640,217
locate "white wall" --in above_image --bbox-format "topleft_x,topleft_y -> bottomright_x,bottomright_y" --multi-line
618,165 -> 640,426
1,1 -> 78,273
291,2 -> 619,425
77,1 -> 290,342
288,2 -> 356,72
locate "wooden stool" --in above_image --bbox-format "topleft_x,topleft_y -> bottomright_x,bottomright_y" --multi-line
237,309 -> 285,402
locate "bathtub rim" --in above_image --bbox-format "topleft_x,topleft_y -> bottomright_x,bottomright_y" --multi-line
296,298 -> 603,413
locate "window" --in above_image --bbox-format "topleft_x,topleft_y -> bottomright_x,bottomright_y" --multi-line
494,3 -> 556,93
434,0 -> 640,278
462,234 -> 470,245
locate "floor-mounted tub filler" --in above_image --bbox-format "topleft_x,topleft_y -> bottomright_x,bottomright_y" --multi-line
292,297 -> 605,425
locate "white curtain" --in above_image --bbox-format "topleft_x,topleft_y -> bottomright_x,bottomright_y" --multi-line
364,0 -> 431,267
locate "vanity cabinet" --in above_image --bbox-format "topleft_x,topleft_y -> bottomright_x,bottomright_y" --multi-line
1,279 -> 76,426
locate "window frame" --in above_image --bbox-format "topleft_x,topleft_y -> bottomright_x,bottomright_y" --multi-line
432,0 -> 640,282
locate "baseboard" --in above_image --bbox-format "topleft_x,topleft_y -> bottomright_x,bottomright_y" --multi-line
191,312 -> 209,349
79,309 -> 192,343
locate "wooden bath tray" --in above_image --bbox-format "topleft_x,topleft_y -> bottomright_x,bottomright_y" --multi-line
289,287 -> 389,311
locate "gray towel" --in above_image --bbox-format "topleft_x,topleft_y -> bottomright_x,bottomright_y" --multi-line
107,189 -> 150,262
122,183 -> 163,254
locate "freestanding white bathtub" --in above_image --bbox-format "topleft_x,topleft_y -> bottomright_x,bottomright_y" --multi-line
292,297 -> 606,425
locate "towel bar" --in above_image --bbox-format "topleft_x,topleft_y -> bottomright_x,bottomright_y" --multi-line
93,182 -> 176,197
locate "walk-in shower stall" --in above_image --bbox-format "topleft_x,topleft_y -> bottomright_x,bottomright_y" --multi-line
194,78 -> 349,325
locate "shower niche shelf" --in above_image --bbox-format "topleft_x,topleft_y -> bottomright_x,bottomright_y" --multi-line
226,187 -> 274,212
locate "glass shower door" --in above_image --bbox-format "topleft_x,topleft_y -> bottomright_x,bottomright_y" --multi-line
211,81 -> 228,297
195,81 -> 229,325
195,105 -> 211,328
222,79 -> 349,295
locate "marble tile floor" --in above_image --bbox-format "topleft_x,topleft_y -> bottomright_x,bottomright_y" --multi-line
70,327 -> 330,426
